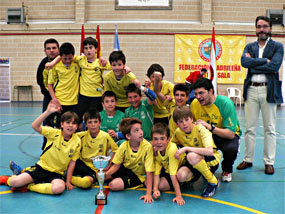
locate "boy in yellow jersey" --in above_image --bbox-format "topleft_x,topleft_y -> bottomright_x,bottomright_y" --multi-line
66,110 -> 118,189
145,64 -> 174,125
0,103 -> 81,194
104,51 -> 140,112
48,42 -> 80,128
151,123 -> 185,205
105,118 -> 154,203
155,83 -> 189,137
172,106 -> 221,198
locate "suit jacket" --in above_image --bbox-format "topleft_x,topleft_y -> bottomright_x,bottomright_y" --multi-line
241,38 -> 284,103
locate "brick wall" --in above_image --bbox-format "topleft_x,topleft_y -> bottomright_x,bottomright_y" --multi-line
0,0 -> 284,102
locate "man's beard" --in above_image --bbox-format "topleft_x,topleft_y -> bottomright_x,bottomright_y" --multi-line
256,31 -> 271,41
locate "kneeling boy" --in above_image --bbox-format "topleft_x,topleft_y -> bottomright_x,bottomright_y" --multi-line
151,123 -> 186,205
172,106 -> 221,198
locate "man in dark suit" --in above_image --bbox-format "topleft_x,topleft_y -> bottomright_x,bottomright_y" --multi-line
237,16 -> 284,175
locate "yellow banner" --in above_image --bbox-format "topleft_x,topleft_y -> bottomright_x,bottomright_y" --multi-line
175,34 -> 246,84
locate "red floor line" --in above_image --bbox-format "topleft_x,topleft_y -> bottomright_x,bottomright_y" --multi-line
94,188 -> 110,214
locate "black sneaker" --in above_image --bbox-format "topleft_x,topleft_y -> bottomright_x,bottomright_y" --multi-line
201,181 -> 219,198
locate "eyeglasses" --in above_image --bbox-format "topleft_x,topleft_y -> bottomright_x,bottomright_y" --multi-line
256,25 -> 270,29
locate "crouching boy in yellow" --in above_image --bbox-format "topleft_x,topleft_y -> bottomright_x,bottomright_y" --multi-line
151,123 -> 186,205
105,118 -> 155,203
66,110 -> 118,189
172,106 -> 221,198
0,103 -> 81,194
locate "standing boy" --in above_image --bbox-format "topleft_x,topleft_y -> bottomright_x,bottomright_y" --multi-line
100,91 -> 125,142
48,42 -> 80,128
105,118 -> 154,203
172,106 -> 221,198
125,83 -> 157,142
104,51 -> 140,112
0,103 -> 81,194
151,123 -> 186,205
145,64 -> 174,124
66,111 -> 118,189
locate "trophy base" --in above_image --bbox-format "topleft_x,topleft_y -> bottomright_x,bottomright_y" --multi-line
95,197 -> 107,205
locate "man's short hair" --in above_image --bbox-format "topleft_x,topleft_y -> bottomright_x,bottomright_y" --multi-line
255,16 -> 272,28
201,68 -> 207,72
109,50 -> 126,64
59,42 -> 75,56
120,118 -> 142,139
61,111 -> 79,124
146,64 -> 165,78
44,38 -> 59,49
151,122 -> 170,138
83,37 -> 98,49
173,106 -> 193,123
102,91 -> 117,102
83,110 -> 101,123
193,77 -> 214,93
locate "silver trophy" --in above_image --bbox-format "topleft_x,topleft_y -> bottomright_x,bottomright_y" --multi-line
91,155 -> 111,205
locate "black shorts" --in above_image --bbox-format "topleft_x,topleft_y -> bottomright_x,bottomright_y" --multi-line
154,116 -> 169,125
182,156 -> 219,182
73,159 -> 97,182
25,164 -> 64,184
111,165 -> 142,189
78,94 -> 103,122
160,168 -> 174,191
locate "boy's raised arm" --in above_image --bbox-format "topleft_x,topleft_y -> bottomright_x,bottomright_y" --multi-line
32,102 -> 60,133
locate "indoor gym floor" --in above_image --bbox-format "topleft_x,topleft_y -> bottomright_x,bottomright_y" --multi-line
0,102 -> 284,214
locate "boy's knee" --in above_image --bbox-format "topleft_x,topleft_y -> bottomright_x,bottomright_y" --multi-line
51,182 -> 65,194
109,179 -> 124,191
187,152 -> 201,165
177,170 -> 189,183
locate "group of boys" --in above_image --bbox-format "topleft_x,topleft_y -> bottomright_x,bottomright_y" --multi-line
0,36 -> 242,205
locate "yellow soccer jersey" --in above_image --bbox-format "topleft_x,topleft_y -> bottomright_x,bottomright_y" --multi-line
37,126 -> 81,175
171,124 -> 221,166
77,130 -> 118,172
42,68 -> 49,90
112,139 -> 154,182
150,80 -> 174,118
190,96 -> 241,136
154,142 -> 185,176
104,71 -> 136,107
163,99 -> 184,137
74,56 -> 112,97
48,60 -> 80,105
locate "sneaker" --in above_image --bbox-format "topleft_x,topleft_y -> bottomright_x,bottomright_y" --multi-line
11,186 -> 28,192
0,176 -> 10,185
221,172 -> 232,182
201,181 -> 219,198
9,161 -> 23,175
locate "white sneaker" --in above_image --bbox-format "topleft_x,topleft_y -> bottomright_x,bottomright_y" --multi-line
221,172 -> 232,182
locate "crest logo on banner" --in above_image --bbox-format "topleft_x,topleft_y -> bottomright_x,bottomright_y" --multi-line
174,34 -> 246,84
198,39 -> 222,62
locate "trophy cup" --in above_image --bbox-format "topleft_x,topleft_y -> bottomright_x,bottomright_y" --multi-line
91,155 -> 111,205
